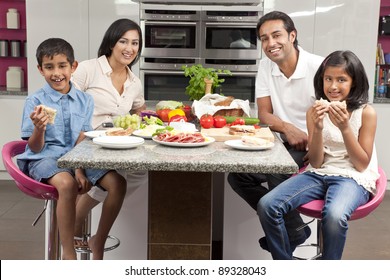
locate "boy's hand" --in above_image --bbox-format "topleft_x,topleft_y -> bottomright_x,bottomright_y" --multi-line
31,105 -> 48,130
75,169 -> 92,194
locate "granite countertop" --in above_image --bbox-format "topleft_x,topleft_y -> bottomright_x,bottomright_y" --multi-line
57,137 -> 298,174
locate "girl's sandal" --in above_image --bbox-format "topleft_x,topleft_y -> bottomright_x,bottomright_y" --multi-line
74,236 -> 89,249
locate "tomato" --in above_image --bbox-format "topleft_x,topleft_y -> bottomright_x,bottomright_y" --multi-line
213,116 -> 227,128
200,114 -> 214,129
156,109 -> 171,122
231,118 -> 245,125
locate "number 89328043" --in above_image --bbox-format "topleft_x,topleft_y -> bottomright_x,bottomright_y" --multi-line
217,266 -> 266,276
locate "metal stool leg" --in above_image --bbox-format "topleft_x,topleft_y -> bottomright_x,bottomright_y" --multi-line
79,211 -> 92,260
45,200 -> 61,260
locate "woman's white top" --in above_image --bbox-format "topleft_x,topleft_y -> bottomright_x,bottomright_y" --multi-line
72,55 -> 145,129
305,106 -> 379,194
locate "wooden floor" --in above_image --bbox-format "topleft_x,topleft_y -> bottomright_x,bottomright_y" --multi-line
0,180 -> 389,260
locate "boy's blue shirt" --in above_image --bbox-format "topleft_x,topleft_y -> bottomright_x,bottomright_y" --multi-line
18,81 -> 94,163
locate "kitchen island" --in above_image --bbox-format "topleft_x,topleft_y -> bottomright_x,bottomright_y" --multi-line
58,136 -> 298,259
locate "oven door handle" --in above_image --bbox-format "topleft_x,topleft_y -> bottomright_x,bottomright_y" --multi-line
204,22 -> 255,28
141,70 -> 187,75
145,21 -> 197,26
220,71 -> 256,77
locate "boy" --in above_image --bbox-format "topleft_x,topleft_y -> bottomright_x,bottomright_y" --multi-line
17,38 -> 126,260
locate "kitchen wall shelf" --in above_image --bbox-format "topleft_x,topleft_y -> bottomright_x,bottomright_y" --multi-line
0,0 -> 27,95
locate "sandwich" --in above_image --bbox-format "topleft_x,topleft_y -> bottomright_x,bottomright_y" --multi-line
105,127 -> 134,136
229,125 -> 256,136
241,136 -> 270,147
37,104 -> 57,124
315,98 -> 347,109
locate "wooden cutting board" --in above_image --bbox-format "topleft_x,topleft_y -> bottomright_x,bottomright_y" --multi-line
201,127 -> 275,142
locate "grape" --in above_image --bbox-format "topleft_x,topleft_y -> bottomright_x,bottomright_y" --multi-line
113,114 -> 141,129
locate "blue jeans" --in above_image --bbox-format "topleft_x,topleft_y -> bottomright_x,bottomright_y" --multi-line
228,143 -> 308,243
258,172 -> 370,260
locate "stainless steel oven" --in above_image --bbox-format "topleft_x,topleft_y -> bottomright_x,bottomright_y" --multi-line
141,69 -> 256,102
139,3 -> 262,102
201,6 -> 262,60
140,4 -> 201,58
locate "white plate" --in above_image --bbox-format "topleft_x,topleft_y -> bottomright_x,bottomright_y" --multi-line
132,129 -> 153,139
84,130 -> 107,138
152,136 -> 215,147
93,136 -> 144,149
224,139 -> 275,151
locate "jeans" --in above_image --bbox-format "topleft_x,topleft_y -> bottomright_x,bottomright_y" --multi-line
258,172 -> 370,259
227,143 -> 308,243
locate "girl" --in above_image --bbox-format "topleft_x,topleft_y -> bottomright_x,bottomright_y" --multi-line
258,50 -> 379,260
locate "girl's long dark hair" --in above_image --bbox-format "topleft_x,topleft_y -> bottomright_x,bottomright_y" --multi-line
313,50 -> 369,111
98,18 -> 142,70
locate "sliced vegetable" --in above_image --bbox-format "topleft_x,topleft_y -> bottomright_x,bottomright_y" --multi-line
152,126 -> 174,136
156,109 -> 171,122
140,110 -> 158,119
223,116 -> 260,125
168,108 -> 186,120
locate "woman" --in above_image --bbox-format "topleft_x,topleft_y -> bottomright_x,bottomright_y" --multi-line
72,18 -> 147,260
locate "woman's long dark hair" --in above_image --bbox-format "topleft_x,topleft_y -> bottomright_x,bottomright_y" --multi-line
98,18 -> 142,70
313,50 -> 369,111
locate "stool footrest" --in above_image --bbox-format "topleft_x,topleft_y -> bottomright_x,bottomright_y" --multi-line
75,235 -> 120,253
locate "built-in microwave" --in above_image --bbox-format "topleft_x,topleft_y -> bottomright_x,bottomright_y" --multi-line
140,4 -> 201,58
200,7 -> 262,60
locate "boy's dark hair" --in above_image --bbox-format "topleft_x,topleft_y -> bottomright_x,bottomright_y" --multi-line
256,11 -> 299,50
314,50 -> 369,111
36,38 -> 75,67
98,18 -> 142,70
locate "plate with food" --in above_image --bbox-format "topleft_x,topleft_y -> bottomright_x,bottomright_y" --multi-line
132,124 -> 166,139
152,132 -> 215,147
225,136 -> 274,151
93,136 -> 144,149
84,130 -> 107,138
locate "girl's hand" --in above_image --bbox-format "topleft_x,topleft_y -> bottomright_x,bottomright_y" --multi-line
30,106 -> 48,131
310,103 -> 327,130
328,103 -> 350,131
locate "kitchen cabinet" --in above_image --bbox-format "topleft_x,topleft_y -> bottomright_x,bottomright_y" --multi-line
0,0 -> 27,95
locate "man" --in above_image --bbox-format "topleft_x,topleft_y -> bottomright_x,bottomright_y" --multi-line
227,11 -> 324,253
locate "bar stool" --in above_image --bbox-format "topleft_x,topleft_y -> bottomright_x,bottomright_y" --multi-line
294,167 -> 387,260
2,140 -> 120,260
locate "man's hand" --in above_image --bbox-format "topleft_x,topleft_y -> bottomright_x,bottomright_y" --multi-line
283,122 -> 308,151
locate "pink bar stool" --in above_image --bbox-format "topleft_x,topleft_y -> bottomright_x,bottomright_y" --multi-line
295,167 -> 387,260
2,140 -> 120,260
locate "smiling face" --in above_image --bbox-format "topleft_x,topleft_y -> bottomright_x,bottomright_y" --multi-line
38,54 -> 77,94
323,66 -> 353,102
109,29 -> 140,68
258,19 -> 296,65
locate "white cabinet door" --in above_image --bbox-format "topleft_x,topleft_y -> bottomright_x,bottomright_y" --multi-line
26,0 -> 89,93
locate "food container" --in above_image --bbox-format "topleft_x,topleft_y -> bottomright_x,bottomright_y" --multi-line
6,8 -> 20,29
6,66 -> 24,90
0,40 -> 8,57
10,40 -> 21,57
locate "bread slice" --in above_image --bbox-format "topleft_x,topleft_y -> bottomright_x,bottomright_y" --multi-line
37,105 -> 57,124
229,125 -> 256,136
241,136 -> 269,147
105,127 -> 134,136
